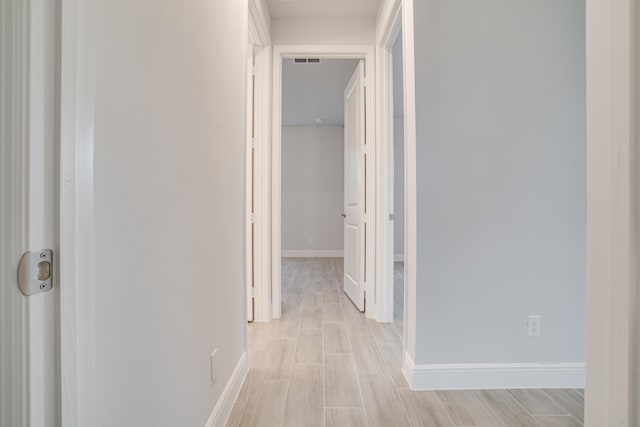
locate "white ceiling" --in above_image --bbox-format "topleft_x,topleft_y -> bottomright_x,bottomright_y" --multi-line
268,0 -> 381,18
282,59 -> 359,127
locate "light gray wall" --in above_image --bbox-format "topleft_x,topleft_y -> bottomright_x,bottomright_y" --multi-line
393,33 -> 404,257
394,119 -> 404,257
282,126 -> 344,252
412,0 -> 586,364
635,2 -> 640,418
93,0 -> 246,425
282,59 -> 359,126
393,32 -> 404,119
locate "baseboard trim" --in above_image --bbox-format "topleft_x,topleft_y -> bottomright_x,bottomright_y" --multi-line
403,352 -> 584,390
282,250 -> 343,258
402,351 -> 415,389
394,254 -> 404,262
204,352 -> 248,427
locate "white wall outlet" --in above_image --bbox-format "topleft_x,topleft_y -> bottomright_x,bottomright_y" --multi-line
528,315 -> 541,337
210,349 -> 218,383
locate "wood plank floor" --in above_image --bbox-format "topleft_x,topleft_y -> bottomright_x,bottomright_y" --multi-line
227,258 -> 584,427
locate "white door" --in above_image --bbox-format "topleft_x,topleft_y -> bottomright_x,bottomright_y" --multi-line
343,61 -> 366,312
1,0 -> 58,425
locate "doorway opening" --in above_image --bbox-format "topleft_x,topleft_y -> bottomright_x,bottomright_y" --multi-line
279,58 -> 361,314
271,47 -> 376,320
391,30 -> 406,341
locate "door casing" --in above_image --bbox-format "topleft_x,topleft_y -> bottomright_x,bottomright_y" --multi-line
59,0 -> 97,425
246,1 -> 272,323
271,45 -> 376,320
1,0 -> 58,425
376,0 -> 418,387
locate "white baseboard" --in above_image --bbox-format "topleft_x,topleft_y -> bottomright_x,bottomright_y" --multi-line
402,351 -> 584,390
402,351 -> 415,388
204,352 -> 248,427
282,250 -> 343,258
394,254 -> 404,262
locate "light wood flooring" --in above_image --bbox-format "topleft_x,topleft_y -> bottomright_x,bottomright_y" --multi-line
227,258 -> 584,427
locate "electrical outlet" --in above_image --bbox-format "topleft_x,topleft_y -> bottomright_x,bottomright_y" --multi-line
528,315 -> 541,337
210,349 -> 218,383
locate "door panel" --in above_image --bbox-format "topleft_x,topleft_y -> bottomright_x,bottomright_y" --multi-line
343,61 -> 366,311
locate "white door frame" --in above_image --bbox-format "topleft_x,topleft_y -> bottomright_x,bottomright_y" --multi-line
247,1 -> 272,322
2,0 -> 58,425
375,0 -> 403,325
59,0 -> 97,425
246,43 -> 255,322
375,0 -> 418,377
271,45 -> 376,319
584,0 -> 638,424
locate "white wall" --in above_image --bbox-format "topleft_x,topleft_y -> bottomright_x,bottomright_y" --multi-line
92,1 -> 247,425
282,126 -> 344,253
282,59 -> 359,126
272,17 -> 375,45
411,0 -> 586,365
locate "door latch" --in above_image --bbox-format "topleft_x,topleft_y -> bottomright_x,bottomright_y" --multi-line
17,249 -> 53,296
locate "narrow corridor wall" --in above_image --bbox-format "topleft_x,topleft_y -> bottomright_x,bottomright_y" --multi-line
411,0 -> 587,367
92,0 -> 247,425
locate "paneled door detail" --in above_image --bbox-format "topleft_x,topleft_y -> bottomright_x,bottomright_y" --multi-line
343,61 -> 366,311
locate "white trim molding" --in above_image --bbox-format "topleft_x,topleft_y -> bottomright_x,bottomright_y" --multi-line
376,0 -> 418,380
248,0 -> 271,46
247,3 -> 272,323
374,0 -> 403,327
59,0 -> 97,425
399,0 -> 418,387
376,0 -> 417,362
403,353 -> 584,391
282,250 -> 344,258
585,0 -> 638,424
204,352 -> 248,427
1,1 -> 31,425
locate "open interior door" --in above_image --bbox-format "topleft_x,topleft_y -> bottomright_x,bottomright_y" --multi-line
343,60 -> 366,312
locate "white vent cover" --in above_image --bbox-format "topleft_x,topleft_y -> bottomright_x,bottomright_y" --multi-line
293,58 -> 321,64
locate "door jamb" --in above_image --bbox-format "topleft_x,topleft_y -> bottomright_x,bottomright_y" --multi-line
59,0 -> 97,425
584,0 -> 638,424
247,1 -> 272,322
375,0 -> 402,325
375,0 -> 418,384
271,45 -> 376,319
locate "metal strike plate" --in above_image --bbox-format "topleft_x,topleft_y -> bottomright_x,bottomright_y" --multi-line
17,249 -> 53,296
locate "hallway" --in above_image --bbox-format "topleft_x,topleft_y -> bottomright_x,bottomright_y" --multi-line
227,258 -> 584,427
